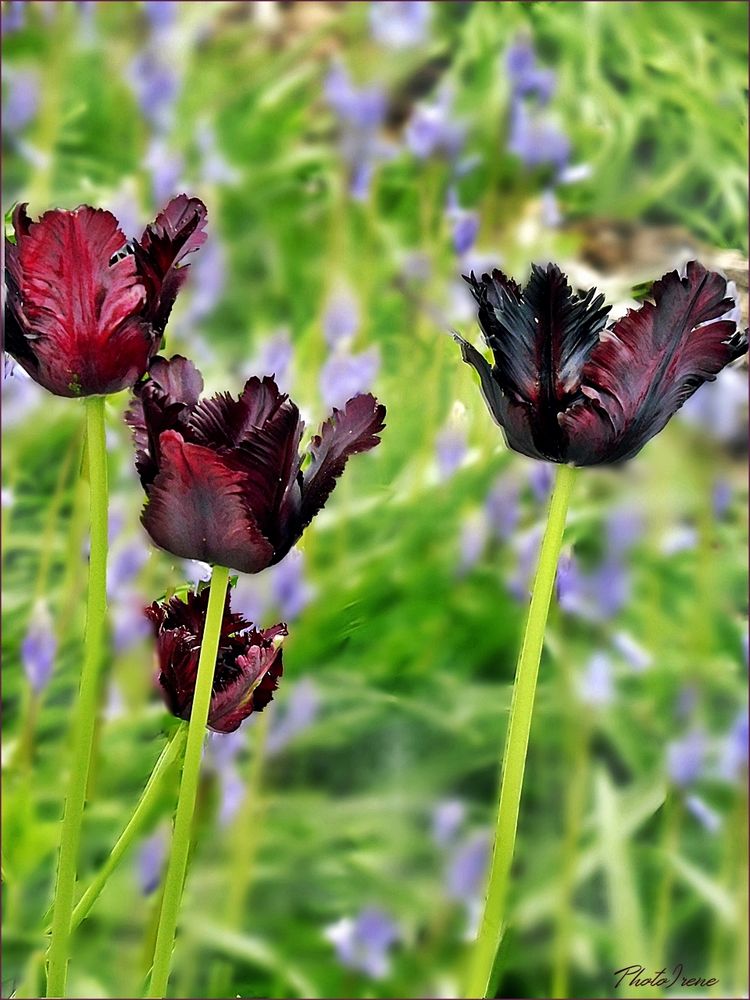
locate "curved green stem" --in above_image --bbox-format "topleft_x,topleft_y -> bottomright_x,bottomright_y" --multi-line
69,726 -> 187,932
147,564 -> 230,999
464,463 -> 576,999
46,396 -> 109,998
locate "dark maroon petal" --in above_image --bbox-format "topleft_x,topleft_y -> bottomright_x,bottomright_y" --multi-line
561,261 -> 748,464
463,264 -> 610,460
126,355 -> 204,488
12,207 -> 152,396
134,194 -> 208,335
230,400 -> 305,544
147,587 -> 251,641
208,631 -> 286,733
453,335 -> 547,461
153,626 -> 202,720
188,375 -> 289,449
297,393 -> 385,537
141,430 -> 275,573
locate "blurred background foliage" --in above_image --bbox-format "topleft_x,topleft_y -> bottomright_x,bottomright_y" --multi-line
1,2 -> 748,998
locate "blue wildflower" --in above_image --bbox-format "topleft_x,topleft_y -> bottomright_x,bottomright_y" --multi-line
325,907 -> 400,980
369,1 -> 431,50
22,602 -> 56,694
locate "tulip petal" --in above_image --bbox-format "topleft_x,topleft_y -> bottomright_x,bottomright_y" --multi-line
142,430 -> 274,573
189,375 -> 289,449
561,261 -> 748,464
208,632 -> 286,732
15,207 -> 149,395
299,393 -> 385,532
464,264 -> 610,459
135,194 -> 208,334
126,355 -> 204,488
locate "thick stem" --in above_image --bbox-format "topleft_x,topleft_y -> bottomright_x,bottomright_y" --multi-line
68,726 -> 188,932
464,463 -> 576,999
146,564 -> 230,999
46,396 -> 109,998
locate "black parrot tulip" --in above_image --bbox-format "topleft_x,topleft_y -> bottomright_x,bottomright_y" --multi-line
146,586 -> 286,734
456,261 -> 747,465
4,195 -> 207,397
126,355 -> 385,573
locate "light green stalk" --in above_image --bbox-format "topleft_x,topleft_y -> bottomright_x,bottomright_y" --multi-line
464,463 -> 576,999
147,564 -> 230,998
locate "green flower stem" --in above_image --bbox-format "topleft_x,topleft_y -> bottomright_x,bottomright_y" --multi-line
46,396 -> 109,999
464,462 -> 576,999
69,726 -> 188,932
147,564 -> 230,999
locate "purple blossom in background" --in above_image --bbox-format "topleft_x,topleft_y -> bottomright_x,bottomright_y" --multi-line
22,603 -> 56,694
185,234 -> 225,322
325,63 -> 393,200
667,729 -> 706,787
2,68 -> 39,133
205,730 -> 247,825
127,50 -> 180,133
197,120 -> 239,186
2,353 -> 42,427
320,348 -> 380,409
2,0 -> 26,34
432,799 -> 466,847
325,908 -> 400,980
712,478 -> 732,520
145,137 -> 184,206
528,462 -> 554,503
406,85 -> 465,161
230,574 -> 267,625
144,0 -> 178,32
457,511 -> 488,575
253,330 -> 294,393
717,710 -> 748,782
445,831 -> 490,903
138,828 -> 167,896
485,474 -> 520,541
685,794 -> 722,834
107,538 -> 149,597
679,365 -> 747,444
660,525 -> 698,556
435,419 -> 468,482
506,37 -> 556,104
217,765 -> 245,826
369,1 -> 431,50
606,507 -> 643,557
508,526 -> 541,601
576,652 -> 614,708
182,560 -> 212,589
267,677 -> 320,756
675,684 -> 699,721
507,102 -> 570,171
270,550 -> 315,620
111,592 -> 151,654
612,631 -> 652,673
323,289 -> 360,347
540,188 -> 562,228
445,188 -> 479,256
102,183 -> 143,241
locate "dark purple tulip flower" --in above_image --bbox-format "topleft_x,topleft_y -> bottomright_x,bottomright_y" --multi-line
126,355 -> 385,573
456,261 -> 747,465
4,195 -> 207,397
146,585 -> 286,734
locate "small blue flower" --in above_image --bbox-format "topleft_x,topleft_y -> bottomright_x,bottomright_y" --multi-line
137,828 -> 167,896
432,799 -> 466,847
270,550 -> 315,621
667,729 -> 706,788
445,830 -> 490,906
485,474 -> 521,541
320,348 -> 380,410
325,907 -> 400,980
576,652 -> 614,708
267,677 -> 320,756
22,602 -> 56,694
369,1 -> 431,50
406,86 -> 465,161
323,289 -> 360,348
2,68 -> 39,133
